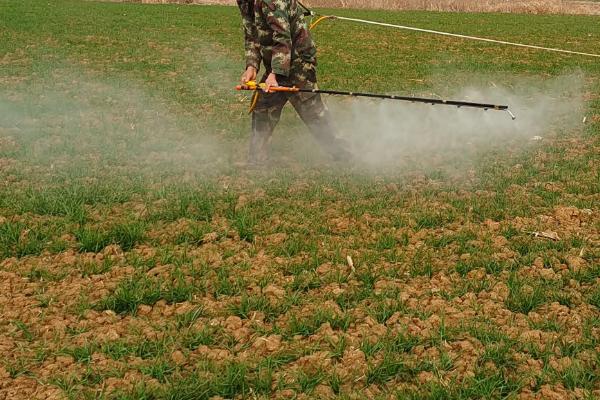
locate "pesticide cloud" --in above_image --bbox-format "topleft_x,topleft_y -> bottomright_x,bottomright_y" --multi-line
0,45 -> 244,182
324,72 -> 586,170
1,79 -> 223,177
1,59 -> 586,179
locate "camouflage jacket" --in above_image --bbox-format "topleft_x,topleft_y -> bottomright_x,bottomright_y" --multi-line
236,0 -> 317,78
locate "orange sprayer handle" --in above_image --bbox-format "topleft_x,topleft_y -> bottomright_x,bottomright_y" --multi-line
236,83 -> 300,93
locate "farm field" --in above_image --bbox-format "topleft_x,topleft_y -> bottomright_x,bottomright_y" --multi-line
0,1 -> 599,399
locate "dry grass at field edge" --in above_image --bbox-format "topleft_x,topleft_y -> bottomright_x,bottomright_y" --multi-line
117,0 -> 600,16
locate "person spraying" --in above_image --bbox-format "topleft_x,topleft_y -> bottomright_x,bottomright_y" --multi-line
236,0 -> 352,164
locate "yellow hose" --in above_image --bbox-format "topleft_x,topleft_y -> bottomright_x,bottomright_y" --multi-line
249,90 -> 260,114
309,15 -> 334,31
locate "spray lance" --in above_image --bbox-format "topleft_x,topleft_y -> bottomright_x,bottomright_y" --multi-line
236,81 -> 516,119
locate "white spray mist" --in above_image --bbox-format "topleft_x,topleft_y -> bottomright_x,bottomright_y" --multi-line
321,72 -> 586,170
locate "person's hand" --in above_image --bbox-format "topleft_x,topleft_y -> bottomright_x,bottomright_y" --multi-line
240,66 -> 257,86
264,73 -> 279,92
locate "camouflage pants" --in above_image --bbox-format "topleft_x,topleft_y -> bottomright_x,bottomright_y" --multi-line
249,73 -> 349,163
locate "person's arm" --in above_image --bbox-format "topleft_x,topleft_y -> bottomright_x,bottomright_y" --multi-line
237,1 -> 262,73
261,0 -> 292,78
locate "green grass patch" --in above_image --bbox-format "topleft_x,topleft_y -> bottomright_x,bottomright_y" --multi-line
97,271 -> 201,314
76,221 -> 147,253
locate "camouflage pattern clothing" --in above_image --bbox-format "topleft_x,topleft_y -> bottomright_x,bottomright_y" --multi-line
237,0 -> 316,82
237,0 -> 350,163
238,0 -> 262,72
